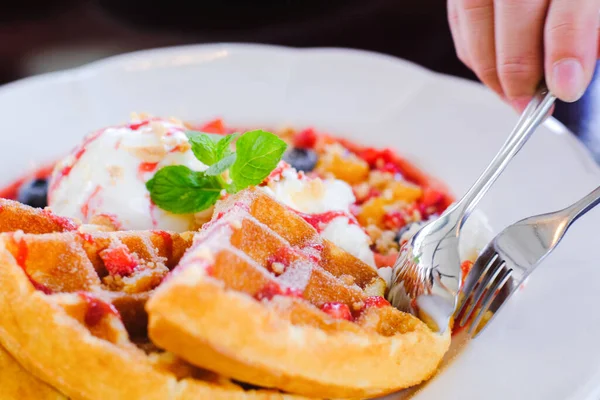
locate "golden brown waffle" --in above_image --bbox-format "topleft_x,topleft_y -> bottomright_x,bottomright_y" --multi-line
0,199 -> 74,399
147,188 -> 450,399
0,199 -> 80,234
0,344 -> 67,400
0,212 -> 305,399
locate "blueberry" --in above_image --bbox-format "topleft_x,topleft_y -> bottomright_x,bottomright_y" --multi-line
283,147 -> 318,172
17,178 -> 49,208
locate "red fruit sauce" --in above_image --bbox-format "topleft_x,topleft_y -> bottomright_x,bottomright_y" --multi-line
79,293 -> 119,327
298,210 -> 358,232
49,129 -> 104,199
12,236 -> 53,294
80,185 -> 102,220
153,230 -> 174,261
0,164 -> 55,201
254,281 -> 303,301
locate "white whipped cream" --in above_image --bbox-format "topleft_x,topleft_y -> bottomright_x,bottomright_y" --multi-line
262,163 -> 375,267
320,216 -> 375,266
48,118 -> 207,231
262,167 -> 355,214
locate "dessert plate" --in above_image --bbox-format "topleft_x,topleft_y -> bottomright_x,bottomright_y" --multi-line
0,43 -> 599,400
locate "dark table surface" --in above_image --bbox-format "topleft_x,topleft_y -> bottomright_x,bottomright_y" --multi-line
2,0 -> 599,162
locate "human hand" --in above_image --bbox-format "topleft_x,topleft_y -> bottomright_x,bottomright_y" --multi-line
448,0 -> 600,111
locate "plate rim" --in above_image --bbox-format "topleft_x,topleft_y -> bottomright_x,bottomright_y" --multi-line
1,42 -> 599,400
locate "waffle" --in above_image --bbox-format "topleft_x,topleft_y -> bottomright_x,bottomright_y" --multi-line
0,344 -> 67,399
0,199 -> 75,398
147,188 -> 451,399
0,203 -> 304,399
0,198 -> 79,234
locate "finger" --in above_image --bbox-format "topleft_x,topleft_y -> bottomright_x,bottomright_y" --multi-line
456,0 -> 504,96
448,0 -> 472,68
494,0 -> 549,111
545,0 -> 600,102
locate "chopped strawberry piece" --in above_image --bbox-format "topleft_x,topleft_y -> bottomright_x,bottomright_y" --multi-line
138,162 -> 158,177
379,162 -> 400,174
460,260 -> 474,285
363,296 -> 391,309
200,118 -> 226,134
421,188 -> 444,208
383,211 -> 407,230
294,128 -> 318,149
359,147 -> 394,168
374,252 -> 398,268
99,244 -> 138,276
321,302 -> 353,321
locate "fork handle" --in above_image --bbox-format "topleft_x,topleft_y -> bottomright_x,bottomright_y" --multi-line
564,185 -> 600,226
455,83 -> 556,230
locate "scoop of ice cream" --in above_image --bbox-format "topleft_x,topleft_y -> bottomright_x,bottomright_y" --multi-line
48,118 -> 208,231
261,163 -> 375,267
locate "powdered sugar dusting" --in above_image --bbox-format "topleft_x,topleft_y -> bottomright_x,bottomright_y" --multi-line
277,261 -> 313,291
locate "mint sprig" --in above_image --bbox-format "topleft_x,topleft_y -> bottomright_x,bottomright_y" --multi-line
146,166 -> 222,214
230,130 -> 287,191
146,130 -> 286,214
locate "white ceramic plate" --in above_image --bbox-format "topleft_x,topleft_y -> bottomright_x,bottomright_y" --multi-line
1,44 -> 599,400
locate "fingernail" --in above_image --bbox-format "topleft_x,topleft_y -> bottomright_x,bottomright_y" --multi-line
552,58 -> 585,102
510,97 -> 531,113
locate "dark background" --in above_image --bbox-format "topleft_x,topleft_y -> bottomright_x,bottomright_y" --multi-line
2,0 -> 599,161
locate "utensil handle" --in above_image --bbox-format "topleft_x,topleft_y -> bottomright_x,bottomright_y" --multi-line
455,83 -> 556,230
565,186 -> 600,226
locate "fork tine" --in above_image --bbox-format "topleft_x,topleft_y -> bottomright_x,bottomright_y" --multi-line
458,256 -> 505,326
468,266 -> 513,335
456,246 -> 497,313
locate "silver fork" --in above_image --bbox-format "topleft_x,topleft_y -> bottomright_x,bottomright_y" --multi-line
388,83 -> 556,334
457,185 -> 600,336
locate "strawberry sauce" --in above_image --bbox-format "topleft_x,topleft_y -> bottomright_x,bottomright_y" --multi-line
12,236 -> 53,294
0,164 -> 54,200
298,210 -> 358,232
80,185 -> 102,220
79,293 -> 119,326
254,281 -> 303,301
153,230 -> 173,261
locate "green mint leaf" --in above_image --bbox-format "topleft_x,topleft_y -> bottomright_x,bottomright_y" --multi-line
187,133 -> 218,165
205,153 -> 237,176
216,133 -> 239,159
230,130 -> 287,190
145,166 -> 222,214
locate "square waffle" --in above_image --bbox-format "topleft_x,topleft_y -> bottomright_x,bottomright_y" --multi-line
0,199 -> 305,399
147,188 -> 450,399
